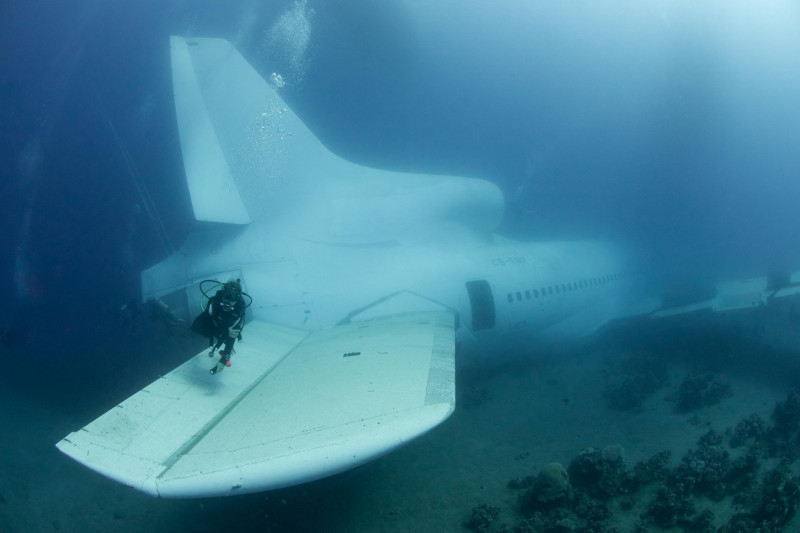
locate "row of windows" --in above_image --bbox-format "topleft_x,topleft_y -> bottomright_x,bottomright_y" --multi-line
506,273 -> 626,304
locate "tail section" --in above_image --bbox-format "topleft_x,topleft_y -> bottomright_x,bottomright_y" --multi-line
171,37 -> 251,224
170,36 -> 504,243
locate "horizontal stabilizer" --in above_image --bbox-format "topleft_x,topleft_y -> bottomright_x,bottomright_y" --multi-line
773,271 -> 800,299
713,277 -> 768,312
642,271 -> 800,319
56,312 -> 455,498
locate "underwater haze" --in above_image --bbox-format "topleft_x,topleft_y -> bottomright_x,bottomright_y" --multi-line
2,1 -> 800,531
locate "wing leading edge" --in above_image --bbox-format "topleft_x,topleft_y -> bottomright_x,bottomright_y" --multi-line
56,312 -> 455,498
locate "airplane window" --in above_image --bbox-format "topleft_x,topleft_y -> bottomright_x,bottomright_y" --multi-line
555,285 -> 560,294
525,290 -> 531,299
466,280 -> 496,331
516,292 -> 522,301
534,289 -> 539,298
507,293 -> 513,303
548,287 -> 554,295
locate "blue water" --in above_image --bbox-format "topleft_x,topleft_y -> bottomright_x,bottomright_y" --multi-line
2,1 -> 800,530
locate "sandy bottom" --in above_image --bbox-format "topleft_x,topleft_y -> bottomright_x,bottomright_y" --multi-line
2,308 -> 800,532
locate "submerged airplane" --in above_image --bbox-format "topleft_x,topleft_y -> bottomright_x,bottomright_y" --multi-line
56,37 -> 800,498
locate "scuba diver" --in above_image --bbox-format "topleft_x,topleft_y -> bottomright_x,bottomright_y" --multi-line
119,296 -> 183,337
118,298 -> 141,332
191,280 -> 250,375
144,296 -> 182,327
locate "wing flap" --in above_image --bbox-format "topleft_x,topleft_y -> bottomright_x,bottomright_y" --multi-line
56,312 -> 455,498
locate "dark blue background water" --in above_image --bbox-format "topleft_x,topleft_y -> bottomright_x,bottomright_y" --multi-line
2,0 -> 800,397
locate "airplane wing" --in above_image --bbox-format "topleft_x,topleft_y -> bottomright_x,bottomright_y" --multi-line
56,311 -> 455,498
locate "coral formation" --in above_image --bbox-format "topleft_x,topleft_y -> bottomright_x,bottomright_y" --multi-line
567,446 -> 630,500
601,444 -> 626,464
481,401 -> 800,533
464,503 -> 500,533
728,413 -> 766,449
668,372 -> 732,413
603,354 -> 668,412
530,462 -> 570,504
632,450 -> 671,486
766,389 -> 800,460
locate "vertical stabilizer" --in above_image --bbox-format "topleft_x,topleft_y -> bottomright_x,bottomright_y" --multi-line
171,37 -> 251,224
170,36 -> 504,243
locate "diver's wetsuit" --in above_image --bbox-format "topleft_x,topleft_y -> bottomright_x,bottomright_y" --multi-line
207,288 -> 245,364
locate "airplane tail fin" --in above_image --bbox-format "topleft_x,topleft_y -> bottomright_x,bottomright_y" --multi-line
171,36 -> 504,243
171,36 -> 301,227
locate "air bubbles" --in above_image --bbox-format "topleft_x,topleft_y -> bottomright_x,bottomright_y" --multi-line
270,72 -> 286,88
262,0 -> 314,88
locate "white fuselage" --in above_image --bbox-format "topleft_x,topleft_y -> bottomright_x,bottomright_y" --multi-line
145,37 -> 640,361
142,222 -> 636,358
